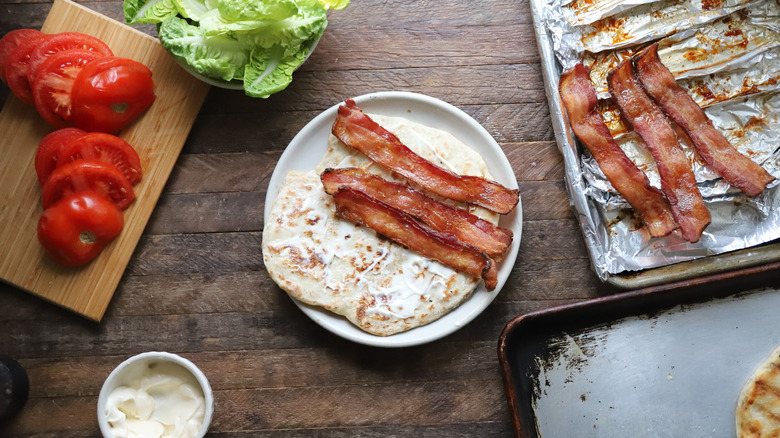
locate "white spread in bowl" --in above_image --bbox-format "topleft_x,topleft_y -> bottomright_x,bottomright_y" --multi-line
98,352 -> 213,438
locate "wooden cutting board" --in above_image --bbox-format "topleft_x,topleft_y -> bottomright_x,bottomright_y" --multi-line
0,0 -> 210,321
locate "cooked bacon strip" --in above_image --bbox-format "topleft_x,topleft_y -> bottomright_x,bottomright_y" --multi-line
331,99 -> 519,215
331,187 -> 498,290
559,64 -> 677,238
607,59 -> 710,243
634,44 -> 775,198
321,167 -> 513,259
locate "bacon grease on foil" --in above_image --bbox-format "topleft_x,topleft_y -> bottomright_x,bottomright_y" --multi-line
331,99 -> 519,215
331,187 -> 498,290
539,0 -> 780,277
560,63 -> 677,237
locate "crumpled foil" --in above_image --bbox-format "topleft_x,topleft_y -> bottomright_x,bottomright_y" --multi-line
541,0 -> 780,278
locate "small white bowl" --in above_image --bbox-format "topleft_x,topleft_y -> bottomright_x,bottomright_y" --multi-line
97,352 -> 214,438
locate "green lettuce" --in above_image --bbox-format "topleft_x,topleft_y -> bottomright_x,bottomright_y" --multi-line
123,0 -> 179,24
243,44 -> 307,98
159,17 -> 248,81
232,0 -> 326,48
318,0 -> 349,10
127,0 -> 348,98
174,0 -> 210,21
217,0 -> 299,22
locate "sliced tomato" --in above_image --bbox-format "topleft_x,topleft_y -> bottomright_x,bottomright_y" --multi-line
5,33 -> 48,104
41,159 -> 135,210
38,191 -> 124,266
32,49 -> 104,128
70,57 -> 156,133
57,132 -> 142,185
35,127 -> 88,186
26,32 -> 113,85
0,28 -> 43,83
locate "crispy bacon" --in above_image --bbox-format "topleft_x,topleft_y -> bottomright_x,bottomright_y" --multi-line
321,167 -> 513,259
331,99 -> 520,215
607,59 -> 711,243
634,44 -> 775,198
331,187 -> 498,290
559,64 -> 677,238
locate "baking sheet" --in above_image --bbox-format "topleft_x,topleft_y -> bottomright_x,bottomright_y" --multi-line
528,0 -> 780,287
498,265 -> 780,437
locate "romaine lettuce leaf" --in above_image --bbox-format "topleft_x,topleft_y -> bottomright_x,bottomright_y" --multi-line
159,16 -> 249,81
199,9 -> 271,36
243,43 -> 307,98
126,0 -> 346,97
318,0 -> 349,10
172,0 -> 211,21
217,0 -> 299,22
123,0 -> 180,24
231,0 -> 327,50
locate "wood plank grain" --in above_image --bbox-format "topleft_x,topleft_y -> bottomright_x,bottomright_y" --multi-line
186,104 -> 553,156
0,0 -> 209,321
19,341 -> 503,398
122,218 -> 583,276
7,380 -> 511,436
144,181 -> 569,235
159,142 -> 564,196
0,299 -> 591,359
0,1 -> 611,437
199,63 -> 547,112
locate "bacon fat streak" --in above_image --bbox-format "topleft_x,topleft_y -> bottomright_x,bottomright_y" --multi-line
331,99 -> 519,215
321,167 -> 512,259
634,44 -> 775,198
560,64 -> 677,238
607,59 -> 710,243
331,187 -> 498,290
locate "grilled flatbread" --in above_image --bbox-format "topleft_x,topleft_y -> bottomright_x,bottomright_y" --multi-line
736,344 -> 780,437
262,114 -> 499,336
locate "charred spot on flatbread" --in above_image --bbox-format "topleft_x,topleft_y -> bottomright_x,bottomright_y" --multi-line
262,114 -> 498,336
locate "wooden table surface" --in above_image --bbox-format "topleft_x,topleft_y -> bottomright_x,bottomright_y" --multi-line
0,0 -> 620,436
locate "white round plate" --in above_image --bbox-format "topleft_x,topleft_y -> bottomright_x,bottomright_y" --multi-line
264,91 -> 522,347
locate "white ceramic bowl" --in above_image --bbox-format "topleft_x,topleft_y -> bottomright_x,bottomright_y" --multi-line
97,352 -> 214,438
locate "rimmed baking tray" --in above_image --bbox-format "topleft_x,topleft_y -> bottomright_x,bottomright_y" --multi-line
528,0 -> 780,289
498,261 -> 780,437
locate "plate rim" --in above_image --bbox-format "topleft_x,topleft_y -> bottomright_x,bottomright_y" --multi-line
263,90 -> 522,348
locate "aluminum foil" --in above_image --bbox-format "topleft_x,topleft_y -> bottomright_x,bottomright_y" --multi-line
582,3 -> 780,100
540,0 -> 780,278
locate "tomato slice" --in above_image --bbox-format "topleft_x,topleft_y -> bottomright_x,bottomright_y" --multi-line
26,32 -> 113,85
70,57 -> 156,133
35,127 -> 87,186
5,33 -> 48,104
57,132 -> 142,185
38,191 -> 124,266
0,28 -> 43,83
32,49 -> 104,128
41,159 -> 135,210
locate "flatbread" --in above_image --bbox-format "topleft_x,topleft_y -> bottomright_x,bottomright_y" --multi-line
736,344 -> 780,437
262,114 -> 498,336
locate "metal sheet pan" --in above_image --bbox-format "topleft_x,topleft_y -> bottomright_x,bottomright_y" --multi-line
528,0 -> 780,289
498,262 -> 780,437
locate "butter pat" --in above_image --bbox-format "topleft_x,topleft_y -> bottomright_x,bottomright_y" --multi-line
98,353 -> 212,438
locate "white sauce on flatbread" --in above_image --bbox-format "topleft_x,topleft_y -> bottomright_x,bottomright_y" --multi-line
262,113 -> 497,335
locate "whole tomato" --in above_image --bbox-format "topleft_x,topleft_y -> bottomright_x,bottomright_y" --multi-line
70,56 -> 156,133
37,191 -> 124,266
